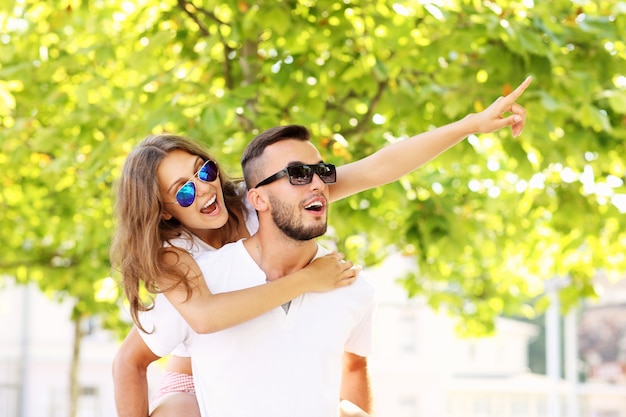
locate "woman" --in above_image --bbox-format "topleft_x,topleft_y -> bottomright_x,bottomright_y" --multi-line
111,76 -> 531,417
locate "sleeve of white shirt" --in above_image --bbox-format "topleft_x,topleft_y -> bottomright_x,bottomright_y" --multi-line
344,275 -> 376,357
137,293 -> 193,358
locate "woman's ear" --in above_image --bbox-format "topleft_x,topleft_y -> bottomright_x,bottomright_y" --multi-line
247,188 -> 269,212
162,210 -> 173,221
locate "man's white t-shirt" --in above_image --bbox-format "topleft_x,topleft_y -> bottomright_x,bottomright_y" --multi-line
139,240 -> 375,417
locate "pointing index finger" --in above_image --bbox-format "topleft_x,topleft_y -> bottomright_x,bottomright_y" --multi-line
505,76 -> 532,102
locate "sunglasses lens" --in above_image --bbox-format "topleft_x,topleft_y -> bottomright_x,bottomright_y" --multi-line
198,160 -> 218,182
285,164 -> 336,185
176,181 -> 196,207
317,164 -> 336,183
288,165 -> 314,185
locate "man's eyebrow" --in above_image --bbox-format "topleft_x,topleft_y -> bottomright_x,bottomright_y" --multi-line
167,157 -> 204,194
285,159 -> 323,167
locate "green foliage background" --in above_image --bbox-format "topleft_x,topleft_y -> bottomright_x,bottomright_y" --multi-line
1,0 -> 625,339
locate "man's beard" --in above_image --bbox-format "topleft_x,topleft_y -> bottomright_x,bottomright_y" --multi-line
269,195 -> 327,241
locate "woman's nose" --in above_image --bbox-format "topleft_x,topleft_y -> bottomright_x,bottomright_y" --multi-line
193,176 -> 214,197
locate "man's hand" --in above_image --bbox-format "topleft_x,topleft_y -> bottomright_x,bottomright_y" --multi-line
473,76 -> 532,137
340,352 -> 372,414
340,399 -> 372,417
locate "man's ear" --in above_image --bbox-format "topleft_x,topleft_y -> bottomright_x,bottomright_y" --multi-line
247,188 -> 269,212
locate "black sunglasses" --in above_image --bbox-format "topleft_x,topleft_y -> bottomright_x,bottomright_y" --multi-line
254,163 -> 337,188
164,160 -> 219,207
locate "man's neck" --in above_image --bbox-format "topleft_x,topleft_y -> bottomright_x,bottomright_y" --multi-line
244,232 -> 318,282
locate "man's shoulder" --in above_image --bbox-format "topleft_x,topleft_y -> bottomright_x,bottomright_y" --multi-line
314,242 -> 332,257
351,272 -> 375,300
330,270 -> 375,306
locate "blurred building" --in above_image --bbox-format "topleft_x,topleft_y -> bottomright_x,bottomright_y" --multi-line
1,257 -> 625,417
0,276 -> 119,417
578,272 -> 626,386
367,255 -> 626,417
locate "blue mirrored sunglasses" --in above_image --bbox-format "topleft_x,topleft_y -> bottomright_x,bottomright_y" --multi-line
165,160 -> 219,207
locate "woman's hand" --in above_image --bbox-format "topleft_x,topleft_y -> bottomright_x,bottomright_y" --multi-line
303,252 -> 361,293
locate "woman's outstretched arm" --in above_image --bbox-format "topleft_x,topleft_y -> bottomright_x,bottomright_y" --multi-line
330,76 -> 532,202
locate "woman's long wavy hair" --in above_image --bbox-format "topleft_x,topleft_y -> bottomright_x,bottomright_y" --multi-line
110,134 -> 247,331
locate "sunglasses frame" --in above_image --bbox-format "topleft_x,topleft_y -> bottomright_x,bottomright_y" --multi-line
164,159 -> 219,207
254,163 -> 336,188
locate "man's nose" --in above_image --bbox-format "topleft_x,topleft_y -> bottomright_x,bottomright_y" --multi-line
309,172 -> 327,189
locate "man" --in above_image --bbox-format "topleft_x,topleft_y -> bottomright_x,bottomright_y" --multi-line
139,125 -> 375,417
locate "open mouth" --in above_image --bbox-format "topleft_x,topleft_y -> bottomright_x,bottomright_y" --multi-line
304,201 -> 324,212
200,195 -> 218,214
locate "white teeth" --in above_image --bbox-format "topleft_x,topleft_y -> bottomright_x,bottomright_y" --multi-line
202,195 -> 217,209
305,201 -> 323,209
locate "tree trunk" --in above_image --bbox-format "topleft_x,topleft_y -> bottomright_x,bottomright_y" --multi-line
68,313 -> 83,417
